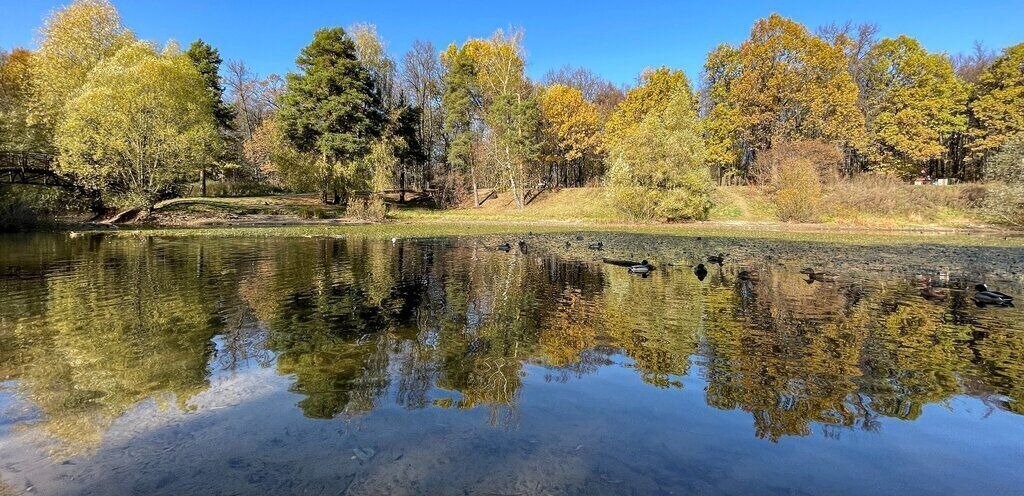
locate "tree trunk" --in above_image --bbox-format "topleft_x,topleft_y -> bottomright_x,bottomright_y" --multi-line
200,169 -> 207,197
399,168 -> 406,203
471,164 -> 480,207
510,175 -> 523,209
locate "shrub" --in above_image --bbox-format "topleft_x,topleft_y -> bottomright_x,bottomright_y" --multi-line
0,202 -> 38,232
753,139 -> 843,185
771,157 -> 823,222
345,195 -> 389,221
957,183 -> 988,208
755,140 -> 840,222
983,185 -> 1024,227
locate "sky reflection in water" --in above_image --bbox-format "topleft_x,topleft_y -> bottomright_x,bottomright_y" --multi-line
0,232 -> 1023,495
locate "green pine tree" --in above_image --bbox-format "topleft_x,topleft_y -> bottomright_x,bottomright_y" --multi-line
186,39 -> 235,195
278,27 -> 386,204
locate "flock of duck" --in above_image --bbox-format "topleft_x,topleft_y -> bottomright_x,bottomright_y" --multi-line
493,235 -> 1016,308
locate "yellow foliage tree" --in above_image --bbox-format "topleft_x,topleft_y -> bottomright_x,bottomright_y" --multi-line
0,48 -> 49,149
604,68 -> 713,221
861,36 -> 967,176
442,31 -> 540,207
970,42 -> 1024,157
29,0 -> 134,134
56,42 -> 221,207
538,84 -> 603,187
702,14 -> 865,176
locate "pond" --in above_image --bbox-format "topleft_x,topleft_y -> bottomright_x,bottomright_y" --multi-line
1,231 -> 1023,495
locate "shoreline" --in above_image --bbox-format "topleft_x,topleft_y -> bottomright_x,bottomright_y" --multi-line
14,216 -> 1020,248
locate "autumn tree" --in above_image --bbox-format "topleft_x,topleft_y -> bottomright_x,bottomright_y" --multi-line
702,14 -> 865,178
969,42 -> 1024,158
29,0 -> 134,137
466,30 -> 542,208
538,84 -> 603,187
543,65 -> 624,120
0,49 -> 48,150
350,23 -> 398,109
442,31 -> 541,208
604,68 -> 713,221
243,116 -> 309,188
277,27 -> 386,204
860,36 -> 967,177
55,42 -> 221,208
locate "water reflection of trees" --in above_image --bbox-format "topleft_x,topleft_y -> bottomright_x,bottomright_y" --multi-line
0,237 -> 219,453
2,235 -> 1024,450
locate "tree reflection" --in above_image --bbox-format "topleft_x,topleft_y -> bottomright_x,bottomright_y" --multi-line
1,233 -> 1023,451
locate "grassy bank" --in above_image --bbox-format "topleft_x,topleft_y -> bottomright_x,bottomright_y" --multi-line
396,184 -> 988,229
63,184 -> 1024,247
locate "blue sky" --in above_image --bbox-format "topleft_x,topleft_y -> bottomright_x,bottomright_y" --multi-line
2,0 -> 1023,86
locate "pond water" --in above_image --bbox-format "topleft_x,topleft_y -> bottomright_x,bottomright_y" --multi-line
0,232 -> 1023,495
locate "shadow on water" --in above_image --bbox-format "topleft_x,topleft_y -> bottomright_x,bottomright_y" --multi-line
0,232 -> 1023,495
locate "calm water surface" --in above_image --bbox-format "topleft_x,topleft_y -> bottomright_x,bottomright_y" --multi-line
1,232 -> 1023,495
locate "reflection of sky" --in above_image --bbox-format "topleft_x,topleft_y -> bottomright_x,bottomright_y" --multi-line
5,354 -> 1022,495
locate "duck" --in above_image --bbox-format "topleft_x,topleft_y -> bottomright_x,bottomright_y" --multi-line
628,264 -> 652,275
800,267 -> 836,283
564,241 -> 572,249
576,235 -> 585,241
588,241 -> 603,250
694,263 -> 708,281
517,240 -> 528,253
707,253 -> 726,265
497,242 -> 512,252
604,258 -> 653,269
918,286 -> 948,302
973,284 -> 1014,306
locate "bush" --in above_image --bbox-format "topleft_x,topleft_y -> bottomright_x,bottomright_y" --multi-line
983,185 -> 1024,227
958,183 -> 988,208
984,135 -> 1024,183
772,157 -> 823,222
755,140 -> 839,222
0,202 -> 39,232
345,195 -> 389,221
753,140 -> 843,185
609,170 -> 713,222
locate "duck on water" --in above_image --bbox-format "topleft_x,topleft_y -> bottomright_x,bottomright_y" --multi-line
800,267 -> 837,283
973,284 -> 1014,307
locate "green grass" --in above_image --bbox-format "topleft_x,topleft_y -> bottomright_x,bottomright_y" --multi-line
86,185 -> 1023,247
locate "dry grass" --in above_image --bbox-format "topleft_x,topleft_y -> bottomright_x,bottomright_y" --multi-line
822,175 -> 981,227
393,187 -> 622,224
